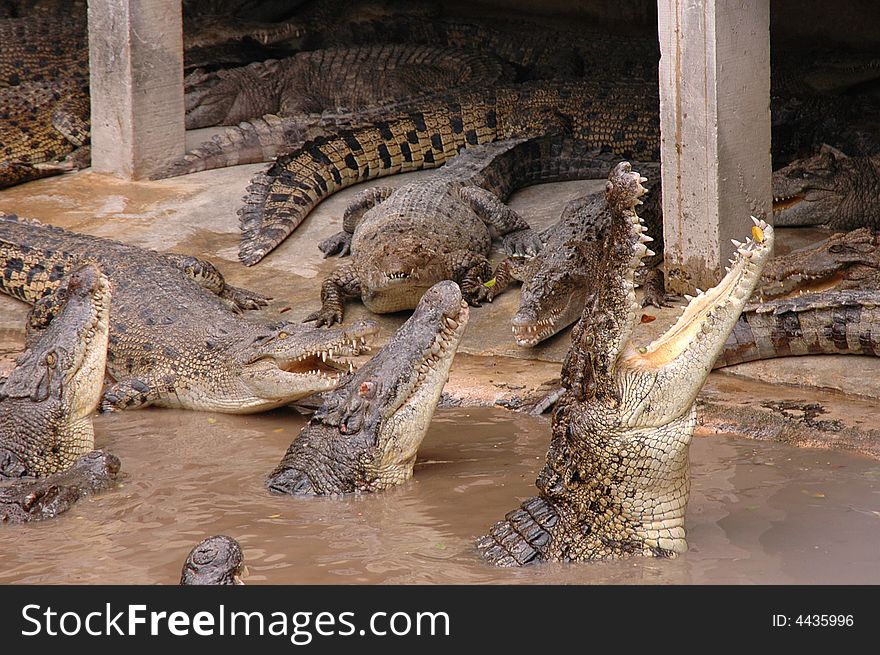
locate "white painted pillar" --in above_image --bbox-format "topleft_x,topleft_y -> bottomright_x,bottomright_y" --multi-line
657,0 -> 772,293
87,0 -> 185,179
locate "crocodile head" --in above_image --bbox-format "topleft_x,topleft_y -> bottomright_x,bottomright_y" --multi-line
0,264 -> 111,479
758,227 -> 880,298
267,281 -> 469,495
233,319 -> 379,413
180,535 -> 245,585
358,238 -> 473,314
0,450 -> 120,524
478,163 -> 774,565
772,146 -> 880,229
184,67 -> 259,129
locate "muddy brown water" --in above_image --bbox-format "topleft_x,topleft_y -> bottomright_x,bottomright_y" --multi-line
1,406 -> 879,585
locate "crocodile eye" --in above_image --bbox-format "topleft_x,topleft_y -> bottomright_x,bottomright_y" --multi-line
277,331 -> 288,340
584,335 -> 594,347
45,352 -> 56,367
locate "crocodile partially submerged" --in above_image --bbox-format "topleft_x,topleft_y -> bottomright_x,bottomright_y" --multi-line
773,146 -> 880,229
477,162 -> 774,565
0,450 -> 119,524
0,214 -> 377,413
180,535 -> 245,585
184,45 -> 512,129
237,80 -> 660,265
268,280 -> 468,495
0,263 -> 110,478
303,136 -> 627,326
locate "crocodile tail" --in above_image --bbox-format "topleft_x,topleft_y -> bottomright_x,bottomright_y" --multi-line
476,495 -> 559,566
236,98 -> 501,265
152,115 -> 304,180
714,290 -> 880,368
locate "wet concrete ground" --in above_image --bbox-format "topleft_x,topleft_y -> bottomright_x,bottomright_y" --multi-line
1,157 -> 879,456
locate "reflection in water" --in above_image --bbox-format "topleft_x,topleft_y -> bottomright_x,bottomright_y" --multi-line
1,407 -> 879,584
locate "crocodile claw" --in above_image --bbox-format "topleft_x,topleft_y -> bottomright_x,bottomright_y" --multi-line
318,231 -> 352,258
303,307 -> 344,327
501,229 -> 543,258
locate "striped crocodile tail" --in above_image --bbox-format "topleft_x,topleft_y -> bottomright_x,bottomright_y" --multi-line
476,495 -> 558,567
236,99 -> 502,265
714,289 -> 880,368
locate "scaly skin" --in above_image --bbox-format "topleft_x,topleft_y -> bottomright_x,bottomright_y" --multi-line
716,289 -> 880,367
180,535 -> 245,585
0,214 -> 378,414
0,78 -> 90,189
268,281 -> 468,495
184,45 -> 512,129
0,450 -> 119,524
0,263 -> 110,479
237,79 -> 661,265
0,15 -> 87,86
772,146 -> 880,229
305,136 -> 630,326
477,162 -> 774,565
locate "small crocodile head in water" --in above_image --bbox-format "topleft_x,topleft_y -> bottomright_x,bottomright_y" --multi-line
478,162 -> 774,565
0,264 -> 111,479
267,280 -> 469,495
180,535 -> 246,585
232,319 -> 380,413
772,145 -> 880,229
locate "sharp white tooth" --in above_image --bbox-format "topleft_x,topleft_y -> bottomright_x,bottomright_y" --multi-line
684,294 -> 694,301
639,176 -> 648,182
695,288 -> 704,295
750,216 -> 762,226
321,352 -> 327,362
731,239 -> 743,248
645,248 -> 656,257
348,362 -> 354,373
639,234 -> 653,243
328,349 -> 333,358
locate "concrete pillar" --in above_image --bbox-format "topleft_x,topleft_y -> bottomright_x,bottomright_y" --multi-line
87,0 -> 185,179
657,0 -> 772,293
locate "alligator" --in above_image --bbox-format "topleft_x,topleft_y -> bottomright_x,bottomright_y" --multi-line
180,535 -> 245,585
773,145 -> 880,229
0,15 -> 87,86
0,450 -> 119,524
716,289 -> 880,368
237,79 -> 661,265
476,162 -> 774,565
0,78 -> 91,189
0,214 -> 377,413
267,280 -> 468,495
1,263 -> 109,479
183,44 -> 513,129
303,136 -> 633,326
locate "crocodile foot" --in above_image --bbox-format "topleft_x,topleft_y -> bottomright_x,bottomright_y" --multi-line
303,306 -> 344,327
640,268 -> 677,308
220,284 -> 271,311
318,231 -> 352,258
476,495 -> 558,567
501,228 -> 543,257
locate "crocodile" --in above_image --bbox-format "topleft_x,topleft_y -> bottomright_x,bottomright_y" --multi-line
180,535 -> 245,585
773,145 -> 880,229
267,280 -> 468,495
184,44 -> 513,129
476,162 -> 774,565
758,227 -> 880,298
0,263 -> 110,478
0,15 -> 87,86
491,160 -> 664,347
715,289 -> 880,368
237,79 -> 661,265
0,214 -> 377,413
0,78 -> 91,189
303,136 -> 631,326
0,450 -> 119,524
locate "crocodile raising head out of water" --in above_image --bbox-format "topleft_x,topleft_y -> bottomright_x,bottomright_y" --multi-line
477,162 -> 774,565
0,214 -> 377,413
0,263 -> 110,479
267,280 -> 468,495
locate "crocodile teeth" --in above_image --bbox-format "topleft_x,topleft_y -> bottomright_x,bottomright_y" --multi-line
444,316 -> 458,329
731,239 -> 743,248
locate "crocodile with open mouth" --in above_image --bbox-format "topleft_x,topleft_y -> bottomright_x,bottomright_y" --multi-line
477,162 -> 774,565
0,214 -> 377,413
267,280 -> 468,495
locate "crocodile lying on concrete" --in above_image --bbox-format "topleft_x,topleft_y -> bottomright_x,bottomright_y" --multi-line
180,535 -> 245,585
268,280 -> 468,495
0,450 -> 119,524
303,136 -> 628,326
0,14 -> 87,86
184,45 -> 512,129
0,214 -> 377,413
772,146 -> 880,229
477,162 -> 774,565
237,80 -> 660,265
716,289 -> 880,368
0,263 -> 110,478
0,78 -> 91,189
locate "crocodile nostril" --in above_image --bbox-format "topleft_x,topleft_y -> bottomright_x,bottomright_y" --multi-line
0,449 -> 28,480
